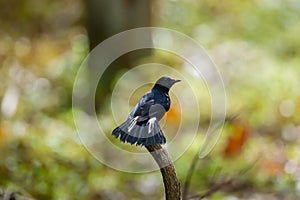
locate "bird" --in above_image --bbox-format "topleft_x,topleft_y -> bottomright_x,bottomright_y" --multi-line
112,76 -> 181,146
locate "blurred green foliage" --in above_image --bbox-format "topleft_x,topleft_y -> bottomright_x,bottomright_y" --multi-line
0,0 -> 300,199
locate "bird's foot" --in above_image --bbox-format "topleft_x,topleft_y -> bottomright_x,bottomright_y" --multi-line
128,116 -> 139,132
146,117 -> 157,134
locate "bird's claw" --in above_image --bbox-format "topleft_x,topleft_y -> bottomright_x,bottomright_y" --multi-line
147,117 -> 156,134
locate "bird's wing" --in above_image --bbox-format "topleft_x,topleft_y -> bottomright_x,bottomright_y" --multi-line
131,92 -> 155,122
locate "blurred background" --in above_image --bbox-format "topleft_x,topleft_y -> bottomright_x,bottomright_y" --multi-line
0,0 -> 300,199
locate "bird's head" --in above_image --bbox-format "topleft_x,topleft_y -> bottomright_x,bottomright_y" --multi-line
155,76 -> 181,89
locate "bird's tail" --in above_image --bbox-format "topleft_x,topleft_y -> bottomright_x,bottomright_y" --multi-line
112,117 -> 166,146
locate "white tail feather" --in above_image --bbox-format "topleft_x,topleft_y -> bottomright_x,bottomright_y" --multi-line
147,117 -> 157,134
128,116 -> 139,132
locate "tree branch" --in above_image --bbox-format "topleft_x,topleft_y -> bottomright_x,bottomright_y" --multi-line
182,153 -> 199,200
145,144 -> 181,200
187,159 -> 258,199
0,188 -> 33,200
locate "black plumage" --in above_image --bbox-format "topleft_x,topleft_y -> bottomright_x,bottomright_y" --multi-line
112,76 -> 180,146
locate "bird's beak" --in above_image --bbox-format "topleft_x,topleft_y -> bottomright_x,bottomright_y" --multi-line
175,79 -> 181,83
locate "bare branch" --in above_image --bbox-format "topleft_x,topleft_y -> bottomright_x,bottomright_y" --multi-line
146,144 -> 181,200
187,160 -> 257,199
182,154 -> 199,200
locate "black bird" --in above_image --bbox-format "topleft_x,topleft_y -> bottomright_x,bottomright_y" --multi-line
112,76 -> 181,146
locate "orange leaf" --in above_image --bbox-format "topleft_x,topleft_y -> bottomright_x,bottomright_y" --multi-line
224,121 -> 249,158
0,123 -> 7,142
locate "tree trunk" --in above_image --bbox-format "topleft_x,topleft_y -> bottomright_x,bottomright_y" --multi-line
85,0 -> 152,111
